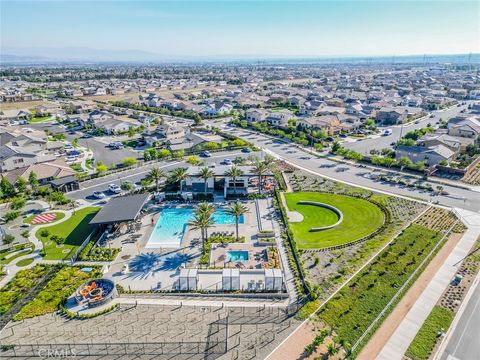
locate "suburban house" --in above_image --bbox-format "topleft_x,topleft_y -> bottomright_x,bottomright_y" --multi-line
0,145 -> 38,172
447,116 -> 480,140
417,132 -> 474,154
165,132 -> 219,152
203,101 -> 233,117
142,122 -> 191,147
2,159 -> 76,185
376,107 -> 408,125
298,115 -> 342,135
245,109 -> 268,124
87,110 -> 139,134
266,109 -> 295,127
395,144 -> 455,166
0,109 -> 32,124
298,100 -> 324,116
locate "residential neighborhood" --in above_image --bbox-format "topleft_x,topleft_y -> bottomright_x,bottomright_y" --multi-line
0,1 -> 479,359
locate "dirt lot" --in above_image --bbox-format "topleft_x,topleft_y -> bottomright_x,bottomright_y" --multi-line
0,100 -> 55,111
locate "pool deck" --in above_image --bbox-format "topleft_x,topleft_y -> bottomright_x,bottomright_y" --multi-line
209,243 -> 265,269
104,200 -> 269,291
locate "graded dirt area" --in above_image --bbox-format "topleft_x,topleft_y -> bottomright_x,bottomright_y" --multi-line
266,320 -> 317,360
0,100 -> 55,111
356,232 -> 463,360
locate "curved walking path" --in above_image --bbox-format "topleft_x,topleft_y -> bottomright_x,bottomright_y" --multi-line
297,201 -> 343,231
0,207 -> 73,288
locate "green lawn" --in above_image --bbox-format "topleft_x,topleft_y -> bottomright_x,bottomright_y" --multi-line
0,247 -> 34,265
36,207 -> 100,260
317,225 -> 444,354
16,258 -> 34,267
29,116 -> 52,123
23,211 -> 65,225
284,192 -> 385,248
406,305 -> 454,360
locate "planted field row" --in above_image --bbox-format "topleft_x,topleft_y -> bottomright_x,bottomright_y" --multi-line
14,266 -> 101,321
414,207 -> 460,233
0,265 -> 49,317
317,224 -> 444,351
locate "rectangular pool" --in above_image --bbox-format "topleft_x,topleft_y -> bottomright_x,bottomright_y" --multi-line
226,250 -> 249,262
146,207 -> 244,248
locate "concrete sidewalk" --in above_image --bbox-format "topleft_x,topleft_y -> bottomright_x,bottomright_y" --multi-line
376,208 -> 480,360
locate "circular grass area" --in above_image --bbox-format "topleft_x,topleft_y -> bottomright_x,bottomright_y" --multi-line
284,192 -> 385,249
16,258 -> 34,267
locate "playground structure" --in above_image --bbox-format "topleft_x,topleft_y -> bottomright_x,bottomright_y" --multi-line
75,278 -> 116,308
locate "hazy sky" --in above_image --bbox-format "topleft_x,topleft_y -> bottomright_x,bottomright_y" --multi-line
1,0 -> 479,58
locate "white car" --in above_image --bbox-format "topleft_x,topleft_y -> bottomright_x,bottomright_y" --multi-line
108,184 -> 122,194
222,159 -> 232,165
92,191 -> 106,199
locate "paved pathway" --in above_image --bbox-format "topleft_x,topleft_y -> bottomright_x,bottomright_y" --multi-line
376,208 -> 480,360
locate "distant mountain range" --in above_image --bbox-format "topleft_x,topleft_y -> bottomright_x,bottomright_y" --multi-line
1,47 -> 479,65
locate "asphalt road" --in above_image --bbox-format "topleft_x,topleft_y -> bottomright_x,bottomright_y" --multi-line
217,126 -> 480,212
343,103 -> 472,154
440,278 -> 480,360
17,121 -> 139,165
68,150 -> 258,202
64,133 -> 138,166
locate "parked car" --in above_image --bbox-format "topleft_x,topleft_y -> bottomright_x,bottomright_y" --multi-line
325,137 -> 334,142
241,148 -> 251,153
108,184 -> 122,194
202,150 -> 212,157
92,191 -> 106,199
339,133 -> 347,138
383,129 -> 393,136
221,159 -> 233,165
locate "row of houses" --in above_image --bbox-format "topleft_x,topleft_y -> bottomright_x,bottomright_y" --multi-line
395,104 -> 480,166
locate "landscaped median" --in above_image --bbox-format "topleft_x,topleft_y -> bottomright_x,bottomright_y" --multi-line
406,305 -> 454,360
313,223 -> 453,357
35,207 -> 100,260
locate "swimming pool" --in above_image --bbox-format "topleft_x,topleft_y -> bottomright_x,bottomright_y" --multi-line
226,250 -> 249,262
146,207 -> 244,248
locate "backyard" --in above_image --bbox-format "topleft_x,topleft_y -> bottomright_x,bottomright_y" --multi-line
284,192 -> 385,248
35,207 -> 100,260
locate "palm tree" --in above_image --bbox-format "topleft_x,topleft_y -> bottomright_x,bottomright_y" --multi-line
197,202 -> 215,216
253,161 -> 268,193
225,202 -> 249,241
326,342 -> 339,358
224,166 -> 244,197
198,166 -> 214,196
188,212 -> 214,254
170,167 -> 189,192
147,167 -> 165,192
262,154 -> 275,168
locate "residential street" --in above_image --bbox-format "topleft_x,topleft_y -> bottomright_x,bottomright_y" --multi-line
438,273 -> 480,360
343,102 -> 472,154
67,150 -> 258,202
217,126 -> 480,212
